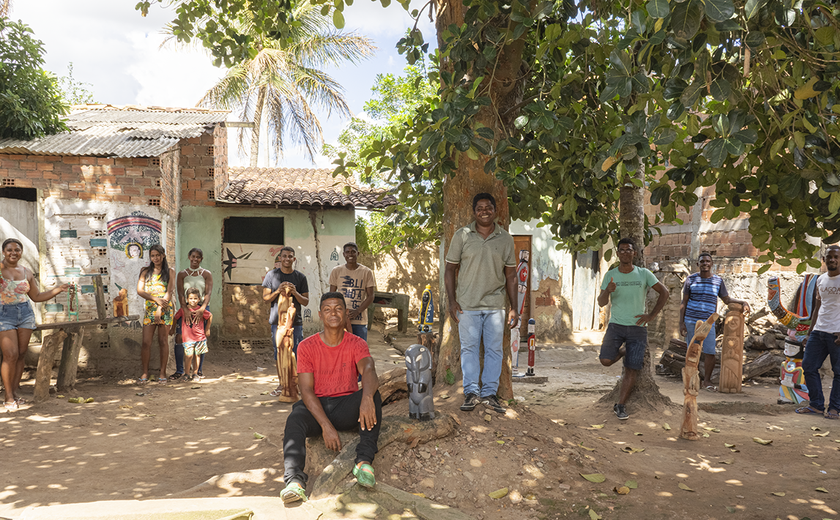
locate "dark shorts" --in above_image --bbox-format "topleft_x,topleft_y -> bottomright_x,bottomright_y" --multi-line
0,302 -> 37,332
600,323 -> 647,370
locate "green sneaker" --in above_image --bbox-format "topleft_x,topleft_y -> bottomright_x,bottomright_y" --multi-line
353,462 -> 376,488
281,482 -> 308,504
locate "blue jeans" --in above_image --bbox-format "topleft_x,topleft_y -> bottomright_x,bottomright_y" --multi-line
272,323 -> 304,359
459,309 -> 505,397
802,330 -> 840,412
685,320 -> 717,355
351,324 -> 368,342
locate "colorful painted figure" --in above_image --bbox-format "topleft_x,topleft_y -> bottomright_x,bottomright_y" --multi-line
779,340 -> 809,404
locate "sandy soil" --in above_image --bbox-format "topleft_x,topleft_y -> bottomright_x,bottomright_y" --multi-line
1,327 -> 838,520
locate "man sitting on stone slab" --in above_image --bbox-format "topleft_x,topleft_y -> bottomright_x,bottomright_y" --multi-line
280,291 -> 382,504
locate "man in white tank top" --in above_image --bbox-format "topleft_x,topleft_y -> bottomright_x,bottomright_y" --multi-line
796,245 -> 840,419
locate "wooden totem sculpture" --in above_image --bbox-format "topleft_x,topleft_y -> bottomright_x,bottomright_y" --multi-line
718,303 -> 745,394
680,313 -> 719,441
275,286 -> 298,402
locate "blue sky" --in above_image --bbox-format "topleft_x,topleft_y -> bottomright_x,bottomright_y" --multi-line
11,0 -> 435,168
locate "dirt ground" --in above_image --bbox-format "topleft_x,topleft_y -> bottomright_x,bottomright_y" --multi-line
1,326 -> 838,520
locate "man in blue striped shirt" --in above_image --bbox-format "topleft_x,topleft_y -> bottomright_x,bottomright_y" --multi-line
679,252 -> 750,391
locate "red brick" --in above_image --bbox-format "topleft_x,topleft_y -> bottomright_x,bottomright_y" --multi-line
200,133 -> 214,145
80,157 -> 97,165
181,145 -> 196,156
61,156 -> 79,164
105,186 -> 121,195
113,195 -> 131,202
144,188 -> 161,197
96,157 -> 115,166
186,180 -> 200,190
115,158 -> 133,167
19,161 -> 37,170
181,190 -> 195,201
12,179 -> 32,187
0,160 -> 18,169
134,178 -> 151,186
185,136 -> 201,145
126,168 -> 144,177
68,182 -> 85,191
132,158 -> 151,166
181,168 -> 195,179
110,167 -> 126,176
99,175 -> 117,185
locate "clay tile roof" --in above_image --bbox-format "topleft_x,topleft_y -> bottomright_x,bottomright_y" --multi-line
0,104 -> 229,157
219,166 -> 397,209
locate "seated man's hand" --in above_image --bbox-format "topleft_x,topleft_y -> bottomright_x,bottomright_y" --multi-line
359,396 -> 377,431
322,425 -> 342,452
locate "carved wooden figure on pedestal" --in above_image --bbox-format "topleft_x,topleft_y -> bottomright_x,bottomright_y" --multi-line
719,303 -> 745,393
275,285 -> 298,402
680,313 -> 719,441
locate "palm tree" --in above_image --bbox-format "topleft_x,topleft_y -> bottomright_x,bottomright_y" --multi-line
1,0 -> 11,17
195,1 -> 375,166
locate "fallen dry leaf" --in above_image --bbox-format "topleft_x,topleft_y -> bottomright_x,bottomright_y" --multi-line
581,473 -> 606,483
724,443 -> 736,448
588,424 -> 605,429
771,491 -> 785,497
753,437 -> 773,445
588,509 -> 602,520
634,432 -> 643,436
804,454 -> 818,458
621,446 -> 645,454
625,480 -> 638,489
815,487 -> 828,493
663,423 -> 671,431
194,416 -> 208,421
253,432 -> 265,439
579,444 -> 596,452
720,460 -> 734,465
813,431 -> 830,437
614,486 -> 630,495
725,506 -> 736,513
678,483 -> 694,492
488,488 -> 509,499
811,426 -> 821,431
703,427 -> 720,433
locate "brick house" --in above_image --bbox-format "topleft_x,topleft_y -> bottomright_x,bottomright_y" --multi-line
0,105 -> 394,373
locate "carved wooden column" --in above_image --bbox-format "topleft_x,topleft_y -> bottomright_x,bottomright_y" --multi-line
680,314 -> 718,441
718,303 -> 745,394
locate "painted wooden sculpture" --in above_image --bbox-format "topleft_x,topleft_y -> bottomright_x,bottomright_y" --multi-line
680,313 -> 719,441
718,303 -> 745,393
275,285 -> 298,402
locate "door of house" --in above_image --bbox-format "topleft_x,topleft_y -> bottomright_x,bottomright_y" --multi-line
512,235 -> 532,331
572,250 -> 600,331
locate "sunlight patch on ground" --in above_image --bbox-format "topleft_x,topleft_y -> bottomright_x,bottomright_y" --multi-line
24,415 -> 61,423
470,459 -> 482,467
656,492 -> 673,497
724,479 -> 743,486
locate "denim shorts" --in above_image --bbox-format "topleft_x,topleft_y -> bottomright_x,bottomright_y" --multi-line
0,302 -> 37,331
600,323 -> 647,370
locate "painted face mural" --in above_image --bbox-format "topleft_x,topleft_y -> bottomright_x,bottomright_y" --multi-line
107,212 -> 162,319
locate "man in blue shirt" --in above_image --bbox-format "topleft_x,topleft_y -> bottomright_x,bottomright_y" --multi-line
679,252 -> 750,391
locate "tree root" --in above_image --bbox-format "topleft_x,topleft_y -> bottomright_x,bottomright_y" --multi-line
309,414 -> 458,500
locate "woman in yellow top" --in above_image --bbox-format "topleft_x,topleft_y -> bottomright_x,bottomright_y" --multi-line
136,244 -> 175,383
1,238 -> 69,411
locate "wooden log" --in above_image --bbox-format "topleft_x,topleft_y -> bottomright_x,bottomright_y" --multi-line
33,329 -> 68,403
91,274 -> 107,320
309,414 -> 458,499
35,315 -> 139,331
56,327 -> 87,392
719,303 -> 745,393
378,367 -> 408,405
680,313 -> 718,441
743,351 -> 785,380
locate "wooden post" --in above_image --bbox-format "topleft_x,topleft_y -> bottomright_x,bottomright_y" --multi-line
718,303 -> 745,393
57,327 -> 87,392
34,329 -> 68,403
91,274 -> 107,320
679,313 -> 718,441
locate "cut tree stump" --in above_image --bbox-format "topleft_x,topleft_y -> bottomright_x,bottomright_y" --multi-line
309,414 -> 458,499
33,329 -> 68,403
680,313 -> 718,441
378,367 -> 408,405
719,303 -> 745,393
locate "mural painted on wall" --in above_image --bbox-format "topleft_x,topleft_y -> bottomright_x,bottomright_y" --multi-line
107,212 -> 162,318
221,243 -> 287,284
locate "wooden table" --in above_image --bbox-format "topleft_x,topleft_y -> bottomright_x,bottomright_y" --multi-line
367,291 -> 410,333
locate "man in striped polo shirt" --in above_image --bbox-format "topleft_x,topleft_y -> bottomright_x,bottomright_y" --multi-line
679,252 -> 750,391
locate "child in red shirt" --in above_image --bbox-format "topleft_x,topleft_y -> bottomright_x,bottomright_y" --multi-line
170,288 -> 212,381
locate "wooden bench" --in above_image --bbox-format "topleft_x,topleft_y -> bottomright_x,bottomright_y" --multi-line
33,274 -> 138,402
366,291 -> 410,333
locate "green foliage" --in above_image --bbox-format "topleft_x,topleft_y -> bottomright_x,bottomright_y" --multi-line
57,63 -> 96,105
139,0 -> 840,265
0,17 -> 68,139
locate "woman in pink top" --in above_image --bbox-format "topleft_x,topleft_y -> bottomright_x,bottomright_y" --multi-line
1,238 -> 69,411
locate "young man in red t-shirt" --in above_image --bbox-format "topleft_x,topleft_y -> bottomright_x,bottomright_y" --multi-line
280,292 -> 382,504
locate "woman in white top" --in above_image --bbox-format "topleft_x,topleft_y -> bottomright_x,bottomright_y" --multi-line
170,248 -> 213,380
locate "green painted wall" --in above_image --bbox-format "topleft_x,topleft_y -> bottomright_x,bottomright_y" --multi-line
177,205 -> 356,338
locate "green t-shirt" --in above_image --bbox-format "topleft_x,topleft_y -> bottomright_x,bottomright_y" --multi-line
600,266 -> 659,327
445,221 -> 516,310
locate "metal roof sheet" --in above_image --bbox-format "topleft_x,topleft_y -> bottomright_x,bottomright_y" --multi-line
0,105 -> 228,157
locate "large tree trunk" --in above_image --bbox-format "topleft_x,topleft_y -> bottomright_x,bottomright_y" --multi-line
249,85 -> 267,167
599,164 -> 672,409
433,0 -> 527,401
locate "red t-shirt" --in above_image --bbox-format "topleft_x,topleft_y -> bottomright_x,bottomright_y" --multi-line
296,332 -> 370,397
174,308 -> 211,343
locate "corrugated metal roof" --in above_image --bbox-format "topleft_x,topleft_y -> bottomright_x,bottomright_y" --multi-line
0,105 -> 229,157
220,166 -> 397,209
